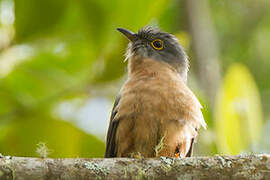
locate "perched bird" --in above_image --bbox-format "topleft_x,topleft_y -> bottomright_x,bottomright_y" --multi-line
105,27 -> 206,158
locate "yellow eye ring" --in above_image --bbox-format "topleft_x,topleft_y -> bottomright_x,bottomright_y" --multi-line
151,39 -> 164,50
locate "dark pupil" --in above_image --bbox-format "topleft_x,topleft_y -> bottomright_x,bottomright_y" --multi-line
153,40 -> 162,48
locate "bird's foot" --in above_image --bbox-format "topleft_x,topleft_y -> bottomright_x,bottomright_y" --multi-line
175,152 -> 183,158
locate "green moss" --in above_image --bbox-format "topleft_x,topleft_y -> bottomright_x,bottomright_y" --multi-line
154,135 -> 166,157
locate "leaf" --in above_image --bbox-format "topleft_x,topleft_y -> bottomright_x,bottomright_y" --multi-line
215,63 -> 264,154
14,0 -> 67,41
0,114 -> 105,158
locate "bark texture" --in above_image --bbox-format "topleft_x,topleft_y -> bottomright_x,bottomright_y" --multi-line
0,154 -> 269,180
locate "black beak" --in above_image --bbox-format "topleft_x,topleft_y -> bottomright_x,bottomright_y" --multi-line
117,28 -> 137,42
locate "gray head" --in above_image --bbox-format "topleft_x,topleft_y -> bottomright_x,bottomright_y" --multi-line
117,26 -> 189,82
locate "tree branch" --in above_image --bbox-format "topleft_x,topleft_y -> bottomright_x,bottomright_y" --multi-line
0,154 -> 269,179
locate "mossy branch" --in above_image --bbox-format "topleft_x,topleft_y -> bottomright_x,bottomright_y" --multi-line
0,154 -> 269,180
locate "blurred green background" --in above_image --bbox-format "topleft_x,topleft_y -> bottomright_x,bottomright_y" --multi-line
0,0 -> 269,158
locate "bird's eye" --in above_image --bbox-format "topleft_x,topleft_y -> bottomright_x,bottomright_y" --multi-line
151,39 -> 164,50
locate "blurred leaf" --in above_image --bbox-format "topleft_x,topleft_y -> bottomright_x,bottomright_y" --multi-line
0,113 -> 105,157
175,31 -> 191,50
14,0 -> 67,41
215,63 -> 264,154
113,0 -> 171,30
0,39 -> 96,108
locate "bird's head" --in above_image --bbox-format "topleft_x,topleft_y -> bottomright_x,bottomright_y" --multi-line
117,26 -> 189,81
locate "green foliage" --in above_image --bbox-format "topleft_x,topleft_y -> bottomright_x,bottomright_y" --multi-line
0,114 -> 105,157
210,0 -> 270,90
15,0 -> 68,41
215,63 -> 263,154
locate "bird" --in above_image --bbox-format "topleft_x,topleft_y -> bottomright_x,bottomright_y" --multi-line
105,26 -> 206,158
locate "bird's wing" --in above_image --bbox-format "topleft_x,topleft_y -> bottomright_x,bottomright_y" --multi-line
104,95 -> 121,158
178,85 -> 206,157
185,95 -> 205,157
185,135 -> 195,157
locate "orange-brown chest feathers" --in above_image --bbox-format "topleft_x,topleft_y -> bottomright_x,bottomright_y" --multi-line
112,57 -> 206,157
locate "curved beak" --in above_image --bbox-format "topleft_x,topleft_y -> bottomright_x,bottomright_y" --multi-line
117,28 -> 137,42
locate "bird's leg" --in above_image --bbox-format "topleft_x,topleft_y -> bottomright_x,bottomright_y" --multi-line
130,152 -> 144,159
174,144 -> 181,158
